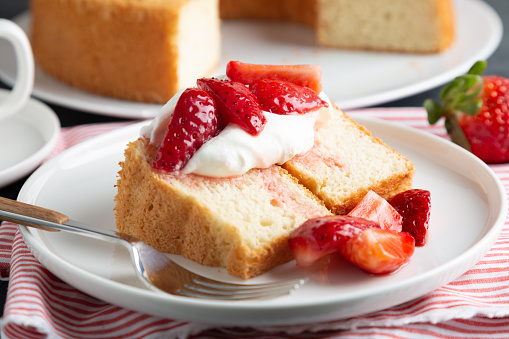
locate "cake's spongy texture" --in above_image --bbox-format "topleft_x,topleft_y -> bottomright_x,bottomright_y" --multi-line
31,0 -> 220,103
316,0 -> 455,53
283,109 -> 415,215
115,139 -> 331,279
220,0 -> 454,53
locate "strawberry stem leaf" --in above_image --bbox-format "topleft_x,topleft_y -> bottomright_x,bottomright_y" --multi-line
424,60 -> 488,153
457,99 -> 482,116
424,99 -> 443,124
467,60 -> 487,75
445,111 -> 472,152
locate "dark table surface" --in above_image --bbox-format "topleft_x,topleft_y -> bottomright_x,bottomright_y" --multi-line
0,0 -> 508,322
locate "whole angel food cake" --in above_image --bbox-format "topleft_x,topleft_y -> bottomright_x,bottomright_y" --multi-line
30,0 -> 454,103
115,61 -> 415,279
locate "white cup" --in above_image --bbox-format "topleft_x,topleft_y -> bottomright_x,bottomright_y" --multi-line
0,18 -> 34,120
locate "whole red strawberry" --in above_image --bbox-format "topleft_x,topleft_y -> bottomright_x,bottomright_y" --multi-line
388,189 -> 431,246
197,78 -> 266,136
250,79 -> 329,115
425,61 -> 509,163
153,88 -> 221,172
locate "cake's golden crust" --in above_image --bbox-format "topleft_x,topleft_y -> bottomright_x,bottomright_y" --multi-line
435,0 -> 455,52
115,139 -> 329,279
31,0 -> 179,103
30,0 -> 219,104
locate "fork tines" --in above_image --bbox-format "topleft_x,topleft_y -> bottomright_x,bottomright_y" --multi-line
177,277 -> 308,300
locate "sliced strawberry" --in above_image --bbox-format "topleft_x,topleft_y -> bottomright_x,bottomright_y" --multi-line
226,60 -> 323,93
197,78 -> 266,136
388,189 -> 431,246
250,79 -> 329,115
340,228 -> 415,275
152,88 -> 221,172
289,216 -> 380,268
348,190 -> 403,232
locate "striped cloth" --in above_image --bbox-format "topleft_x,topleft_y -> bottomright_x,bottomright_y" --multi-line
1,108 -> 509,338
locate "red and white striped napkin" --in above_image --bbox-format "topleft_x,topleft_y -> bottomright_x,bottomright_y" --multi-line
2,109 -> 509,339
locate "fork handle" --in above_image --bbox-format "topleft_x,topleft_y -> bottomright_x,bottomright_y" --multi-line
0,197 -> 128,244
0,196 -> 67,232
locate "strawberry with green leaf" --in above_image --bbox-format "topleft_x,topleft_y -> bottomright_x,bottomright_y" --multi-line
424,60 -> 509,164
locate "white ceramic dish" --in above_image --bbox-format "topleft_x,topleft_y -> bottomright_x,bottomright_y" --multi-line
0,89 -> 59,188
17,115 -> 506,326
0,0 -> 502,119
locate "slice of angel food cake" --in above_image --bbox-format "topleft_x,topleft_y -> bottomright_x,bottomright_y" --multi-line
115,61 -> 415,279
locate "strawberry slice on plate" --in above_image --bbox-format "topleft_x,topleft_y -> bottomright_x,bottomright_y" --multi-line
389,189 -> 431,246
289,215 -> 415,274
226,60 -> 323,93
340,228 -> 415,275
153,88 -> 221,172
347,190 -> 403,232
250,79 -> 329,115
197,77 -> 266,136
289,216 -> 380,268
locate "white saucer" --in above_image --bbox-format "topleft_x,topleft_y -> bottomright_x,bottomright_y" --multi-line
0,88 -> 60,188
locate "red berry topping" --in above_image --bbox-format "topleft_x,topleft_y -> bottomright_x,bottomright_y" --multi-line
153,88 -> 221,172
289,216 -> 380,268
388,189 -> 431,246
348,190 -> 403,232
250,79 -> 329,115
226,60 -> 323,93
340,228 -> 415,275
197,77 -> 266,136
425,60 -> 509,163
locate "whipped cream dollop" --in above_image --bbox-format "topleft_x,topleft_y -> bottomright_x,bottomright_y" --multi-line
140,83 -> 334,177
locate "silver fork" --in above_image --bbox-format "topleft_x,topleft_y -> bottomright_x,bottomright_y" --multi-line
0,197 -> 307,300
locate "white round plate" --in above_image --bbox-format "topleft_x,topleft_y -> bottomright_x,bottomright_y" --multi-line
0,88 -> 59,188
0,0 -> 502,119
17,114 -> 506,326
